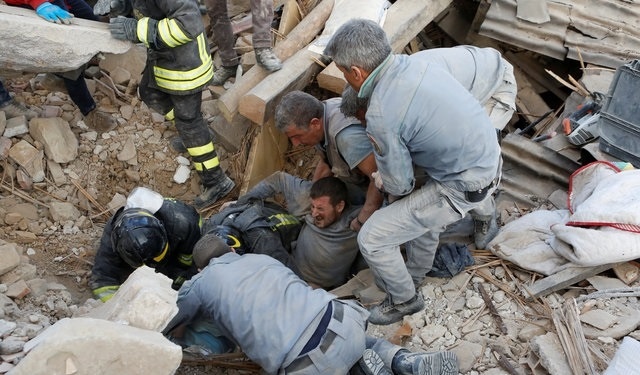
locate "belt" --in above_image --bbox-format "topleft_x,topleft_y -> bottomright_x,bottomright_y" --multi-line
465,178 -> 498,203
285,301 -> 344,373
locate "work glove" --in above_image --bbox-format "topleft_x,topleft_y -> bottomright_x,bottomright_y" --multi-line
109,16 -> 139,42
94,0 -> 132,16
36,2 -> 73,24
371,171 -> 384,191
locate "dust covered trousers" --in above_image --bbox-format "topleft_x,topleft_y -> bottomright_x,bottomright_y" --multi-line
358,54 -> 502,303
90,198 -> 202,301
130,0 -> 226,189
163,252 -> 370,374
203,0 -> 273,67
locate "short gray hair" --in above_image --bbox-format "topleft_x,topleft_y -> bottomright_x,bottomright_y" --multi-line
340,86 -> 368,118
275,91 -> 324,132
324,19 -> 391,73
193,234 -> 232,269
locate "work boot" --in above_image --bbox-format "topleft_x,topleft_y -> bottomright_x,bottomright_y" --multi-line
211,65 -> 238,86
392,349 -> 458,375
360,349 -> 392,375
368,292 -> 424,325
255,47 -> 282,72
169,135 -> 187,153
84,109 -> 117,132
473,213 -> 499,249
0,99 -> 38,120
193,174 -> 235,209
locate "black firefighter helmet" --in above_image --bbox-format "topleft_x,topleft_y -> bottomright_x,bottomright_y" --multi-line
111,208 -> 168,268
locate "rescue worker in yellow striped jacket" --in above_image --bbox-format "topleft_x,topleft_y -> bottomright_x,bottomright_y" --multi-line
102,0 -> 234,208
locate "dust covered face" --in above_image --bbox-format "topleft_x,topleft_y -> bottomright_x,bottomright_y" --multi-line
310,196 -> 341,228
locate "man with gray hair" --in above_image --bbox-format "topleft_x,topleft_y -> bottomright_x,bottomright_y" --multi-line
340,43 -> 517,132
324,19 -> 502,325
163,234 -> 458,375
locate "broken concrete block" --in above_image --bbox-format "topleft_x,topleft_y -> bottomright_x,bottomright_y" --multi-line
8,140 -> 45,183
0,5 -> 131,73
48,202 -> 81,223
46,160 -> 67,186
29,117 -> 78,163
3,115 -> 29,137
6,279 -> 31,299
530,332 -> 572,375
12,317 -> 181,375
0,243 -> 21,276
99,44 -> 147,83
85,266 -> 178,332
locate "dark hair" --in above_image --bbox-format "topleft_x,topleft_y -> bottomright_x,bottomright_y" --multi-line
193,234 -> 232,269
340,86 -> 368,118
275,91 -> 324,132
309,177 -> 348,207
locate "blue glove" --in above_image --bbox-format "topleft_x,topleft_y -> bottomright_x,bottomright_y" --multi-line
109,16 -> 139,42
36,2 -> 73,24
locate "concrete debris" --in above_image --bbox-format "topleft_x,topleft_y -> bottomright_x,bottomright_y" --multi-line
0,5 -> 131,73
29,117 -> 78,163
83,266 -> 178,332
9,317 -> 182,375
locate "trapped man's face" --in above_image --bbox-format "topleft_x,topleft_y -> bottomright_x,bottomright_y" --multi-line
310,196 -> 344,228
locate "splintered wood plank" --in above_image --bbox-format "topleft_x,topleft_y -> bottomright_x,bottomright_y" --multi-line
240,119 -> 289,194
276,0 -> 301,45
525,263 -> 617,299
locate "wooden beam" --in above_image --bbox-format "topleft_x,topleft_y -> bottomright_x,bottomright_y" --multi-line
316,62 -> 346,94
217,0 -> 334,122
316,0 -> 453,94
524,263 -> 618,299
239,49 -> 326,125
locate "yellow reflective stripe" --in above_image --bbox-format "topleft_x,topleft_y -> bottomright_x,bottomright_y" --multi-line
177,254 -> 193,267
193,157 -> 220,171
157,18 -> 191,48
153,242 -> 169,263
93,285 -> 120,302
228,235 -> 241,248
165,109 -> 175,121
137,17 -> 150,47
153,34 -> 214,91
187,142 -> 215,156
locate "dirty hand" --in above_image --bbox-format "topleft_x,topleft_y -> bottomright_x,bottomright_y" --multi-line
109,16 -> 139,42
350,217 -> 364,232
36,2 -> 73,24
220,200 -> 237,211
371,171 -> 384,191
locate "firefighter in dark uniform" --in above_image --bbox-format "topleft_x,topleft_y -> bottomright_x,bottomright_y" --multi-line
202,198 -> 303,277
90,188 -> 204,302
101,0 -> 233,208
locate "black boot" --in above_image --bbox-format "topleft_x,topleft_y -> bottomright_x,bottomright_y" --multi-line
392,349 -> 458,375
193,171 -> 235,209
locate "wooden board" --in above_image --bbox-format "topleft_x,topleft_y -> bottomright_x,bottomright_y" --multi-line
239,49 -> 325,125
240,119 -> 289,194
524,263 -> 618,299
316,61 -> 346,95
217,0 -> 334,123
316,0 -> 453,93
276,0 -> 301,45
